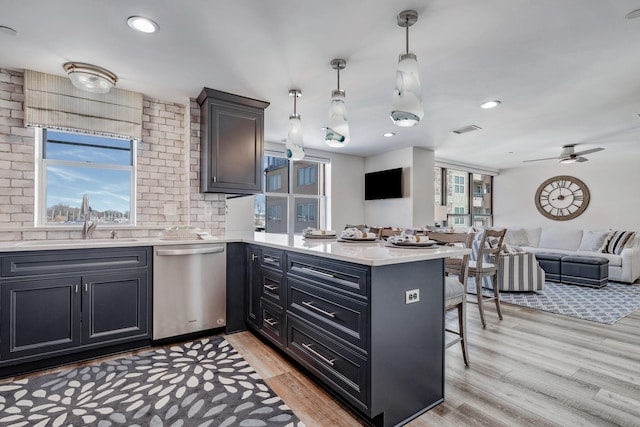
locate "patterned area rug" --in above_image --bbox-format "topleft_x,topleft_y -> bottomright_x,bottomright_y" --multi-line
0,336 -> 305,426
468,280 -> 640,324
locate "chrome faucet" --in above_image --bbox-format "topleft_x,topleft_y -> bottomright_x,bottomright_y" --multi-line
81,194 -> 97,239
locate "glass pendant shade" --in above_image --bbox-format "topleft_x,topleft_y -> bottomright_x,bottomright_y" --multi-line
391,53 -> 424,127
285,89 -> 305,160
325,90 -> 350,147
286,115 -> 305,160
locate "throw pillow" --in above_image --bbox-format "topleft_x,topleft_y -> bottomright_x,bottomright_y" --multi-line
501,242 -> 524,254
505,228 -> 529,246
601,231 -> 637,255
578,230 -> 612,252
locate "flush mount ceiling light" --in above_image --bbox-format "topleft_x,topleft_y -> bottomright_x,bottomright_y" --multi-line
325,58 -> 351,148
0,25 -> 17,36
625,9 -> 640,19
391,9 -> 424,127
63,62 -> 117,94
285,89 -> 305,161
127,16 -> 159,33
480,100 -> 501,109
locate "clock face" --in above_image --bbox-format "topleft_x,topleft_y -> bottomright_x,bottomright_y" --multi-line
535,175 -> 590,220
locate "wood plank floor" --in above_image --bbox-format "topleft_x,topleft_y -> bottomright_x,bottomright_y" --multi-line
2,290 -> 638,427
227,291 -> 640,427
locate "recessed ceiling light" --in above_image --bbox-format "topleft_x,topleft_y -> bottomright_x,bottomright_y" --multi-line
0,26 -> 17,36
383,132 -> 396,137
127,16 -> 159,33
625,9 -> 640,19
480,100 -> 501,109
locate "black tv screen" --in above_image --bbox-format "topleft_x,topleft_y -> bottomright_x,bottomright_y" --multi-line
365,168 -> 403,200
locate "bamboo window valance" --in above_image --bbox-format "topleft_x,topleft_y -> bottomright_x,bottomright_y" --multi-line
24,69 -> 143,140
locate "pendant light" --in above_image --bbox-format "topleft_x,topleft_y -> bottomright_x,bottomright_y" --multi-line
390,10 -> 424,127
325,58 -> 350,147
285,89 -> 305,161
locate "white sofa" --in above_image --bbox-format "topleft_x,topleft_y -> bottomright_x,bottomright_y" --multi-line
504,227 -> 640,284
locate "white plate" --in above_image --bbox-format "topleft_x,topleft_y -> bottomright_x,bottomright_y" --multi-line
303,234 -> 337,239
338,237 -> 379,242
387,240 -> 437,247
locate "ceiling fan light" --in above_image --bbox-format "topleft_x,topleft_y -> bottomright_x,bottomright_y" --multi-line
560,157 -> 577,164
63,62 -> 117,94
480,100 -> 501,109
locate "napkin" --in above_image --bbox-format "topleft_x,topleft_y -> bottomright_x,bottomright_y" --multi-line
340,227 -> 378,239
303,228 -> 336,236
387,234 -> 430,244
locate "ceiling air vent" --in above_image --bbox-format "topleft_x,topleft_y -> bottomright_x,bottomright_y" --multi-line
452,125 -> 482,135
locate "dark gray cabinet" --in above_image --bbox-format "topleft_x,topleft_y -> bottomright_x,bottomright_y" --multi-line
246,247 -> 446,427
0,247 -> 151,368
198,88 -> 269,194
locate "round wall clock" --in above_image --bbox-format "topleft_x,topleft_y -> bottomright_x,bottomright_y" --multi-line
535,175 -> 590,221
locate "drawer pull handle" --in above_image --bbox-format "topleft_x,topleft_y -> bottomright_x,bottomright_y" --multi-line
251,254 -> 259,261
302,343 -> 336,366
264,284 -> 278,291
263,256 -> 279,263
301,301 -> 336,318
75,284 -> 79,293
301,266 -> 335,279
264,318 -> 278,327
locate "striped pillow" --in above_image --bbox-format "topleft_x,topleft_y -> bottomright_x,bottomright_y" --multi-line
601,231 -> 637,255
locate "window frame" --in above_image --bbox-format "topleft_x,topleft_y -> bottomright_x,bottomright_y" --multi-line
258,152 -> 328,234
435,166 -> 493,227
35,128 -> 137,227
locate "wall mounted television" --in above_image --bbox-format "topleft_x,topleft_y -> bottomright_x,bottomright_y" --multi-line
365,167 -> 403,200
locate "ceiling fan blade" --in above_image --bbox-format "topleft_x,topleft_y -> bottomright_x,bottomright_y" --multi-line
523,156 -> 560,163
572,147 -> 604,156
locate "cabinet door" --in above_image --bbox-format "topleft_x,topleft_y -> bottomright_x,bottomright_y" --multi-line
200,96 -> 266,194
246,245 -> 263,329
1,278 -> 81,361
81,271 -> 149,345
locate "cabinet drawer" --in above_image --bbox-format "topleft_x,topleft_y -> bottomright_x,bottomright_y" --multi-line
287,316 -> 368,411
1,247 -> 150,278
261,247 -> 284,271
286,253 -> 368,297
261,298 -> 284,347
288,278 -> 367,351
261,268 -> 284,307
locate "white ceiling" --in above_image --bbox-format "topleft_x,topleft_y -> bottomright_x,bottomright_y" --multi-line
2,0 -> 640,170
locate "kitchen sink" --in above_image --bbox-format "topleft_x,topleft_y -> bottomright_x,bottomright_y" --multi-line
14,238 -> 139,248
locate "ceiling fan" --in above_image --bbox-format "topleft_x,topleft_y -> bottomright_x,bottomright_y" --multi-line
523,144 -> 604,164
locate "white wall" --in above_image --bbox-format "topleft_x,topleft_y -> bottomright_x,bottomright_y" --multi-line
364,147 -> 434,228
494,154 -> 640,231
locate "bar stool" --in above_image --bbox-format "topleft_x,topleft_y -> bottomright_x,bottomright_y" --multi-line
428,232 -> 473,366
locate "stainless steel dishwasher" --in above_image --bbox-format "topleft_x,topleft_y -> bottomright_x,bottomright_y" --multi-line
153,243 -> 226,340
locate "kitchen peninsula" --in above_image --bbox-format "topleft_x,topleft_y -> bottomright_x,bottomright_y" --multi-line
0,234 -> 468,427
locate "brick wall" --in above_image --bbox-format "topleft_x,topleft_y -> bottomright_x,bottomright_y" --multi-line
0,68 -> 226,241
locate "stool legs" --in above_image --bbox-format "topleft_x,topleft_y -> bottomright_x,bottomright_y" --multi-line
458,302 -> 469,365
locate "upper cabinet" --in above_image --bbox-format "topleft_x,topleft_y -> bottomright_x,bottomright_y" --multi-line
197,88 -> 270,194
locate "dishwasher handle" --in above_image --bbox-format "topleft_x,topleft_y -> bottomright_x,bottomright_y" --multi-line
155,246 -> 225,256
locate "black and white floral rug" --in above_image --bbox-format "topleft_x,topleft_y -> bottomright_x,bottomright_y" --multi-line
0,336 -> 305,426
469,280 -> 640,324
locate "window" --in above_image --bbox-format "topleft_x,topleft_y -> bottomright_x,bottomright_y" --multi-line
255,154 -> 326,234
39,129 -> 134,226
435,166 -> 493,227
454,175 -> 465,193
267,174 -> 281,192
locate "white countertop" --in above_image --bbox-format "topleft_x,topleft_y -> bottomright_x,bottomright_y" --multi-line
0,232 -> 470,267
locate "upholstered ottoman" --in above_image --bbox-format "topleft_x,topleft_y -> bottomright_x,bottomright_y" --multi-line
535,252 -> 564,282
560,255 -> 609,288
